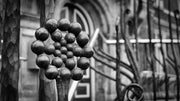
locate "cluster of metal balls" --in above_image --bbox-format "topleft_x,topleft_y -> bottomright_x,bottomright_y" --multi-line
31,18 -> 94,81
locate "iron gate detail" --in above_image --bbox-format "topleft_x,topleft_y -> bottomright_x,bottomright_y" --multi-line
90,0 -> 180,101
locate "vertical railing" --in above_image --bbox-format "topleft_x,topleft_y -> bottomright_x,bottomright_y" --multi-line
146,1 -> 157,100
157,1 -> 168,101
168,0 -> 179,101
174,9 -> 180,100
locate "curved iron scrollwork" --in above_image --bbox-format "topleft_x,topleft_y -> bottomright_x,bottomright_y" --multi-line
121,83 -> 144,101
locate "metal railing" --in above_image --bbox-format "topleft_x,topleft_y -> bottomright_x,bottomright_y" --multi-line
69,0 -> 180,101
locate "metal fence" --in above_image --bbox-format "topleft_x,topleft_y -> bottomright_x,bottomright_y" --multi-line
91,0 -> 180,101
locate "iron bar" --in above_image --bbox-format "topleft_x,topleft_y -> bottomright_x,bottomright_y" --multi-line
158,1 -> 168,101
116,7 -> 121,101
93,54 -> 135,83
147,0 -> 156,100
145,44 -> 151,67
134,0 -> 139,61
174,11 -> 180,98
122,38 -> 140,82
119,15 -> 140,82
90,66 -> 128,88
116,16 -> 122,101
95,47 -> 140,82
153,53 -> 163,67
144,44 -> 150,70
118,1 -> 142,100
89,66 -> 116,81
166,44 -> 175,62
93,54 -> 115,70
174,10 -> 180,52
122,0 -> 140,82
93,48 -> 133,73
168,0 -> 179,100
98,48 -> 131,69
166,58 -> 175,68
39,0 -> 49,101
40,0 -> 45,27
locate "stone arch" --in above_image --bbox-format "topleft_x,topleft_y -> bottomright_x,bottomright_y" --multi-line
53,0 -> 111,35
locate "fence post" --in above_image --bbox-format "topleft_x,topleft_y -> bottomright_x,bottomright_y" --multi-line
39,0 -> 57,101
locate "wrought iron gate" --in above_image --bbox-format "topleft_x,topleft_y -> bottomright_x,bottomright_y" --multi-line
89,0 -> 180,101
